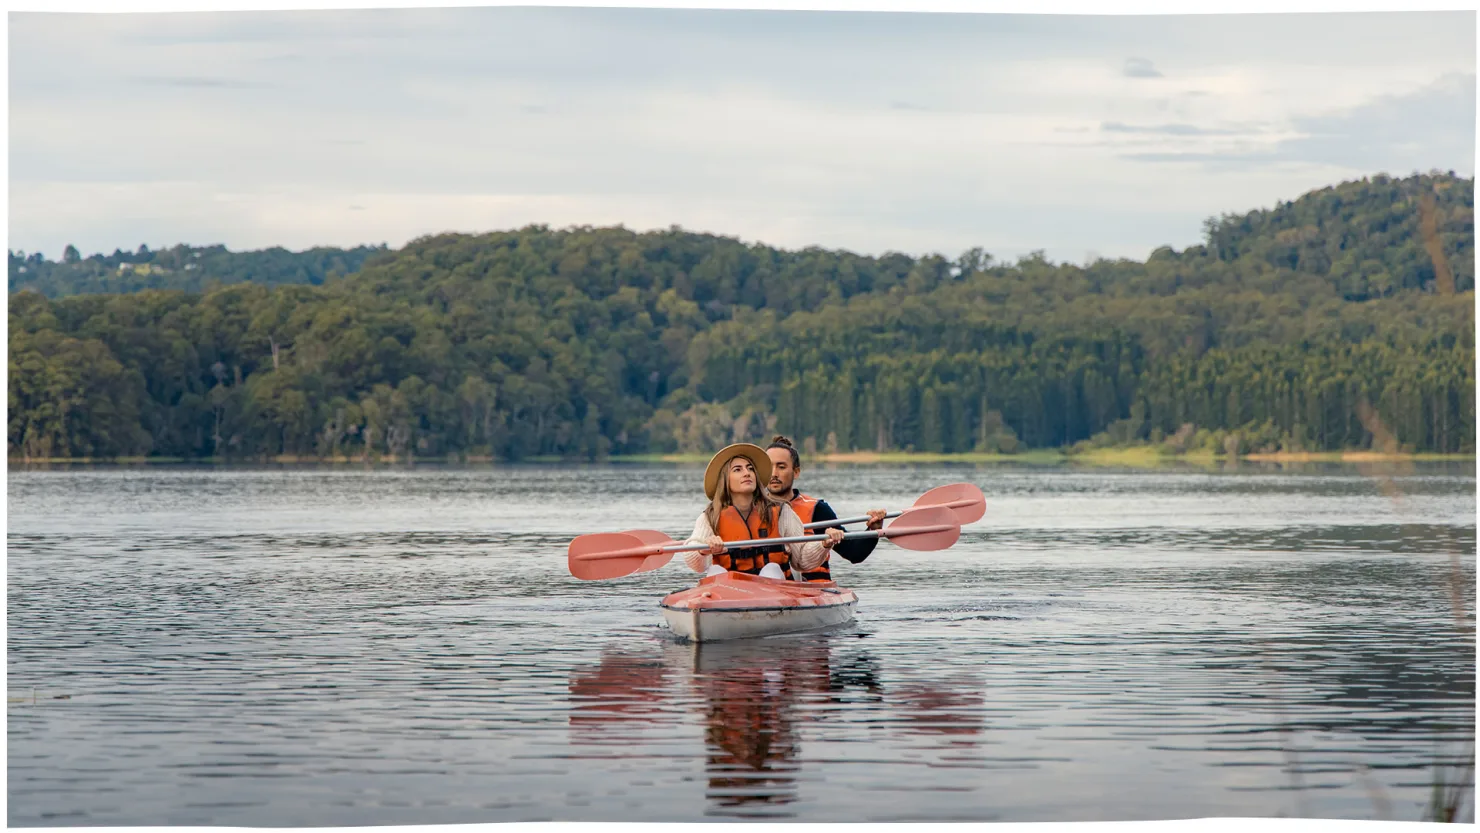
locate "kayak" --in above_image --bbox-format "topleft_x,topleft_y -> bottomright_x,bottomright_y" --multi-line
658,570 -> 858,642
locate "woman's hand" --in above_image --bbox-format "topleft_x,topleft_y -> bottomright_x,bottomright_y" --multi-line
823,527 -> 845,549
705,535 -> 727,555
865,509 -> 887,531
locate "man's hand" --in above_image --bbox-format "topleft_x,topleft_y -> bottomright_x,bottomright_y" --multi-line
823,527 -> 845,549
865,509 -> 887,531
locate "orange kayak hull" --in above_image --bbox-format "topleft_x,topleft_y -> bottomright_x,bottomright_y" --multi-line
658,571 -> 858,642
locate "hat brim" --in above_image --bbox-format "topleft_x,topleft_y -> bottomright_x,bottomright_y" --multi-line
703,443 -> 774,500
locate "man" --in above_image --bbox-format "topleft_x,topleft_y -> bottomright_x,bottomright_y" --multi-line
765,435 -> 888,583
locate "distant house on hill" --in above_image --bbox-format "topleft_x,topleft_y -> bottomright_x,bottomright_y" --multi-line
117,263 -> 172,276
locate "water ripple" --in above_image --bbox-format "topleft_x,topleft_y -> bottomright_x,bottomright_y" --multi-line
8,464 -> 1474,824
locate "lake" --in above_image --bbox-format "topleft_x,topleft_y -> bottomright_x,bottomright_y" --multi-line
7,461 -> 1475,824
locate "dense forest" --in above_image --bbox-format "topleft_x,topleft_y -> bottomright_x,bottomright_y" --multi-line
7,171 -> 1475,461
8,243 -> 388,297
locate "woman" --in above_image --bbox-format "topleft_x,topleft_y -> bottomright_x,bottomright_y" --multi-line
683,442 -> 841,579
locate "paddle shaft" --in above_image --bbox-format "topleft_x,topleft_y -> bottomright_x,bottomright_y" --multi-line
571,524 -> 956,563
802,496 -> 979,530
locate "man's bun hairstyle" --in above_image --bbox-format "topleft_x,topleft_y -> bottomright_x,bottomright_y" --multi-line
767,434 -> 801,469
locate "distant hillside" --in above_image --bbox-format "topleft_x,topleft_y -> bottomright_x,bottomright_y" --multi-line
7,243 -> 390,297
1192,172 -> 1474,299
11,172 -> 1471,301
8,171 -> 1474,461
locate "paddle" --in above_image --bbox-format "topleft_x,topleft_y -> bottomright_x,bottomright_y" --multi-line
802,482 -> 986,530
568,505 -> 961,581
626,530 -> 675,575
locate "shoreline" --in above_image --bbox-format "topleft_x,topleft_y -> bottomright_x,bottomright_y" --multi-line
8,450 -> 1474,467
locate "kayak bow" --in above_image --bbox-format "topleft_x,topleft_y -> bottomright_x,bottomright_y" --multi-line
658,570 -> 858,642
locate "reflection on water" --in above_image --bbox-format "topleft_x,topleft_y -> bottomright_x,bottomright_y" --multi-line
7,463 -> 1475,824
567,635 -> 985,818
694,640 -> 814,815
891,678 -> 987,743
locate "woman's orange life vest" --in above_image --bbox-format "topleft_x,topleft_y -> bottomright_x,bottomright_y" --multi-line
787,493 -> 832,583
713,503 -> 791,576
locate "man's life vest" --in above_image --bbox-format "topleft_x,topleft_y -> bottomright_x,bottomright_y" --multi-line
787,492 -> 832,583
713,503 -> 791,576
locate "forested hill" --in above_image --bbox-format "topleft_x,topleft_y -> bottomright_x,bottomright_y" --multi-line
8,243 -> 389,297
8,171 -> 1475,462
1194,173 -> 1473,298
12,173 -> 1473,301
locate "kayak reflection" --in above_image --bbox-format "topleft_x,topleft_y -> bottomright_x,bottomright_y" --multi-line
691,636 -> 835,815
566,633 -> 987,818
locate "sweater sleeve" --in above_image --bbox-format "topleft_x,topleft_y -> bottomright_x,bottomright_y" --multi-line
778,504 -> 826,571
682,512 -> 714,573
813,499 -> 878,564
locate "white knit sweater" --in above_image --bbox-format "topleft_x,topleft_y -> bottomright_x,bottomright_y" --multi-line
682,502 -> 826,575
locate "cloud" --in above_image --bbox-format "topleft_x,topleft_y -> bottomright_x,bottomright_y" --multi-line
1101,121 -> 1247,137
7,9 -> 1476,264
1279,72 -> 1476,174
1119,152 -> 1252,165
130,75 -> 265,88
1123,57 -> 1162,78
1117,73 -> 1476,176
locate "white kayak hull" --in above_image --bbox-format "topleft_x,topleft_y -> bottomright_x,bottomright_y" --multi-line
657,571 -> 858,643
660,599 -> 857,642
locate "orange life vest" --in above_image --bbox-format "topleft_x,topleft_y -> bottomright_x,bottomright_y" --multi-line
713,503 -> 791,576
788,492 -> 832,583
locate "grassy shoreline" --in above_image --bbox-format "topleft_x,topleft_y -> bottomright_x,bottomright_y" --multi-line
9,449 -> 1473,467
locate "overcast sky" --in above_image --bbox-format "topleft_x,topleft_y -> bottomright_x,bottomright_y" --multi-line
8,6 -> 1476,264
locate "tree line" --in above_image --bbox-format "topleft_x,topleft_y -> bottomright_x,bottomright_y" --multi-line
7,171 -> 1474,460
9,243 -> 388,298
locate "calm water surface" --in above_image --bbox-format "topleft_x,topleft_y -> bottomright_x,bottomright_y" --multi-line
8,462 -> 1476,824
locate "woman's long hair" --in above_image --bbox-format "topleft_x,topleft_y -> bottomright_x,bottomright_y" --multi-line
705,454 -> 787,534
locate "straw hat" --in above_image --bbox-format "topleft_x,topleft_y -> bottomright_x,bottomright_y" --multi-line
703,443 -> 773,500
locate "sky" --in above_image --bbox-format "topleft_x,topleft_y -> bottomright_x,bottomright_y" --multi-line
7,4 -> 1476,264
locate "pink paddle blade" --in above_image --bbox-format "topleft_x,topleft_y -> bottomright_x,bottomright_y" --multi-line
568,531 -> 668,580
882,505 -> 961,551
625,529 -> 677,574
912,483 -> 986,525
